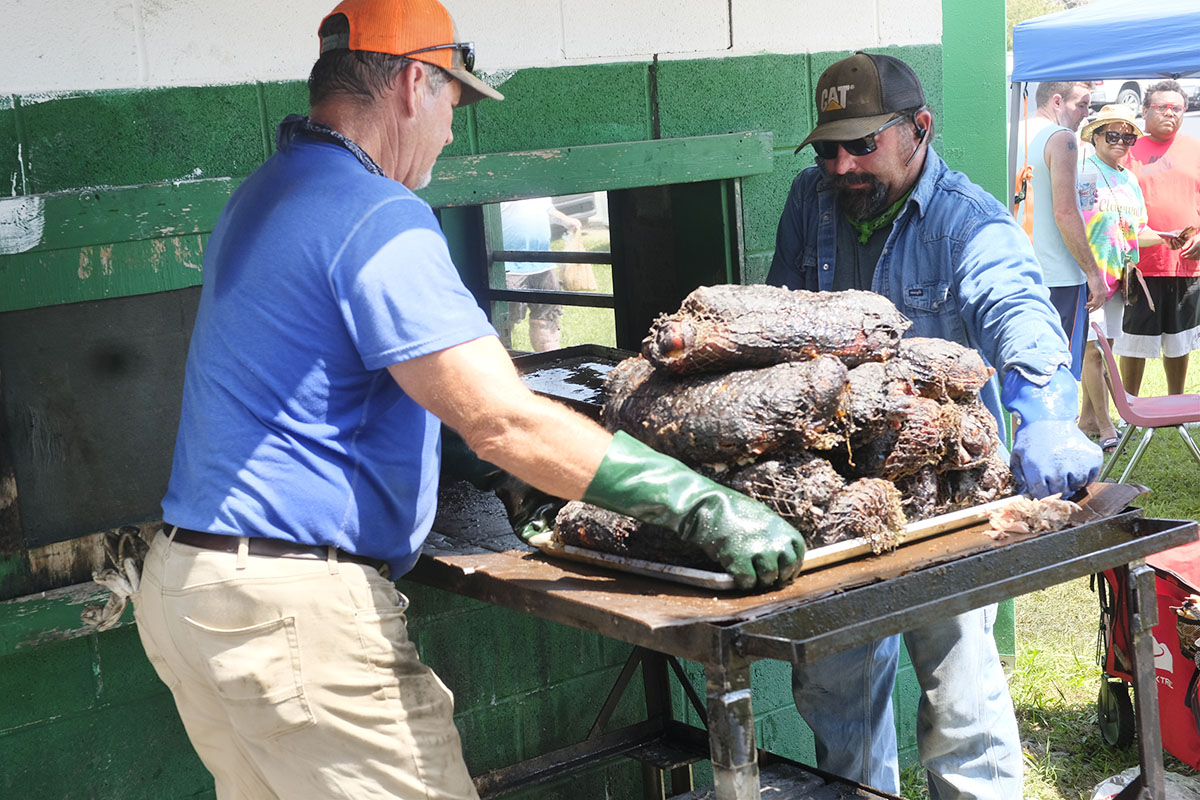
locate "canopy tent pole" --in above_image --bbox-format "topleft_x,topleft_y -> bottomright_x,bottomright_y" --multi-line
1007,81 -> 1024,215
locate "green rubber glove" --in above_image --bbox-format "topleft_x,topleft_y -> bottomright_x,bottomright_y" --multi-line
583,431 -> 806,590
492,474 -> 566,543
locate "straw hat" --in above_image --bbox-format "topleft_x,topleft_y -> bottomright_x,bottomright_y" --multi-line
1080,104 -> 1144,143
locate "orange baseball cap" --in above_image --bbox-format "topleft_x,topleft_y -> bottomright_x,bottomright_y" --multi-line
318,0 -> 503,106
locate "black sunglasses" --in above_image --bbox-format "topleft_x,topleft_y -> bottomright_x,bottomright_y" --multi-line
1101,130 -> 1138,146
399,42 -> 475,73
811,115 -> 908,160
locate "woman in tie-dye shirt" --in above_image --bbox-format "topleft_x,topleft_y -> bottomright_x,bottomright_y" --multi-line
1076,105 -> 1173,449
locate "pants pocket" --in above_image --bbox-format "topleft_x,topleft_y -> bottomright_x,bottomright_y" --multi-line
181,614 -> 316,740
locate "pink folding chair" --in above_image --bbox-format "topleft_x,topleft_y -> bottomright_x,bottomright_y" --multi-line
1091,321 -> 1200,482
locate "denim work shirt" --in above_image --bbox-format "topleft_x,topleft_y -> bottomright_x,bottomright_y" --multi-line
766,148 -> 1071,428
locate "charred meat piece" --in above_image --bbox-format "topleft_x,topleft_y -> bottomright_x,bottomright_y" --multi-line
602,355 -> 850,466
642,285 -> 911,374
894,465 -> 941,523
844,360 -> 917,434
820,478 -> 907,553
893,337 -> 995,400
842,395 -> 948,480
553,502 -> 718,570
717,455 -> 846,538
940,451 -> 1015,513
939,397 -> 1000,471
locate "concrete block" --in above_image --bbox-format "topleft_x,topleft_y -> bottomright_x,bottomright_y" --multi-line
741,154 -> 804,255
2,0 -> 141,94
733,0 -> 878,54
0,101 -> 21,199
261,80 -> 310,148
444,0 -> 564,72
0,691 -> 210,799
140,6 -> 309,88
0,636 -> 97,732
18,86 -> 265,193
758,702 -> 816,764
93,624 -> 169,707
473,64 -> 650,154
656,53 -> 811,142
562,0 -> 729,59
879,0 -> 943,45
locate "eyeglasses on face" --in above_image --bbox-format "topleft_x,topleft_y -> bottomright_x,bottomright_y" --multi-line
399,42 -> 475,73
1101,130 -> 1138,146
811,115 -> 908,160
1148,102 -> 1184,114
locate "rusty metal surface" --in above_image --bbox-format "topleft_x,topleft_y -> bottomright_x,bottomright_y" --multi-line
412,481 -> 1199,664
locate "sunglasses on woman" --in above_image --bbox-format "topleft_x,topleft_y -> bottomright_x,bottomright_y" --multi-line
1101,130 -> 1138,146
811,115 -> 907,160
399,42 -> 476,73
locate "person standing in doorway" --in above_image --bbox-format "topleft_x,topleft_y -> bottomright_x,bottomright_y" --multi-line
497,196 -> 582,352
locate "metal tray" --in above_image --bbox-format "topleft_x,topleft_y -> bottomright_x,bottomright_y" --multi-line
512,344 -> 635,419
530,494 -> 1032,591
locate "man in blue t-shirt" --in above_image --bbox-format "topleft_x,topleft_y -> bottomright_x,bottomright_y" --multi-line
131,0 -> 806,797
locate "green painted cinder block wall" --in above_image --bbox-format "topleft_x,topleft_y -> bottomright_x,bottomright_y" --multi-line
0,16 -> 1014,795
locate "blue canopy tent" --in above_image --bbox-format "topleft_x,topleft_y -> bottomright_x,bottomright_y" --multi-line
1007,0 -> 1200,204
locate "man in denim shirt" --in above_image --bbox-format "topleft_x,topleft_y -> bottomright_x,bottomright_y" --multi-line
768,52 -> 1102,800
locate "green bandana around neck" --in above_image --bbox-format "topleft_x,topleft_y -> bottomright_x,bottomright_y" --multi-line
846,188 -> 914,245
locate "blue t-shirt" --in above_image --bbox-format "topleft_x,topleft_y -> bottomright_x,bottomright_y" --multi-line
162,132 -> 496,577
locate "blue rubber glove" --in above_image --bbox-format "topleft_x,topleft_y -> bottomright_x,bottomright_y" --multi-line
1002,366 -> 1102,498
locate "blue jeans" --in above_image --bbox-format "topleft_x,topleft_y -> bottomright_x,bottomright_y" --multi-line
792,605 -> 1022,800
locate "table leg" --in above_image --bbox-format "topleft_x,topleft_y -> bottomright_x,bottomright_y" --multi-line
705,662 -> 758,799
1116,563 -> 1165,800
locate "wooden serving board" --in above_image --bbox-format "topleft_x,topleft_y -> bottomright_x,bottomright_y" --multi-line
529,494 -> 1027,591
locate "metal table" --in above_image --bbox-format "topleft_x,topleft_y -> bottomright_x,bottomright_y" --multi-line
411,483 -> 1197,799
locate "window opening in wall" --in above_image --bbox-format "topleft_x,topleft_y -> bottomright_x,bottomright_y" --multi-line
487,192 -> 614,353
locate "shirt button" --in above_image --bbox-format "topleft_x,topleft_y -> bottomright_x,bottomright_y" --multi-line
823,214 -> 829,221
822,263 -> 830,270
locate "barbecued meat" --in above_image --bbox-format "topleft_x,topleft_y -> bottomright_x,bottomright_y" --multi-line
939,397 -> 1000,471
553,455 -> 906,568
894,451 -> 1015,522
840,395 -> 950,480
541,287 -> 1017,579
941,451 -> 1015,511
717,455 -> 845,536
553,502 -> 717,569
821,478 -> 907,552
642,285 -> 911,374
895,466 -> 941,522
893,337 -> 994,400
843,361 -> 915,433
602,355 -> 850,466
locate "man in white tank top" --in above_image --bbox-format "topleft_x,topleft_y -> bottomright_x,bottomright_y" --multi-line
1021,81 -> 1107,379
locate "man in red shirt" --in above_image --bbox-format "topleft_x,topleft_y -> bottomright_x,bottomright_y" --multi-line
1120,80 -> 1200,395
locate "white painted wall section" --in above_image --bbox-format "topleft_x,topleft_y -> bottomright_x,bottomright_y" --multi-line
1,0 -> 942,94
562,0 -> 730,59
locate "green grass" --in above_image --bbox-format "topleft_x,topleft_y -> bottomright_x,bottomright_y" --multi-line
906,357 -> 1200,800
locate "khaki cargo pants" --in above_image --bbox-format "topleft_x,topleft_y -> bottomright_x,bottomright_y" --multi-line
133,530 -> 479,800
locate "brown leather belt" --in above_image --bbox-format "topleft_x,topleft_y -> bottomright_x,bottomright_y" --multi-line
168,526 -> 389,576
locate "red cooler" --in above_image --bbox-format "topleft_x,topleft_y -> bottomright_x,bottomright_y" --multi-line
1096,538 -> 1200,768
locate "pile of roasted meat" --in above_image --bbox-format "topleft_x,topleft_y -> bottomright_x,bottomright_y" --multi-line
553,284 -> 1016,569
